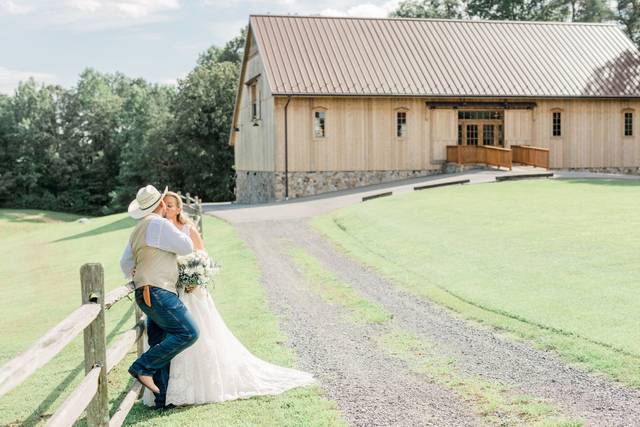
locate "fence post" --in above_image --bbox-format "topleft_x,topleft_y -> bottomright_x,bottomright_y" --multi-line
197,196 -> 204,236
134,304 -> 144,358
134,302 -> 145,399
81,264 -> 109,427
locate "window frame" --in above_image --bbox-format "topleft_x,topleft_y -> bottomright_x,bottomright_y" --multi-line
623,109 -> 634,138
551,109 -> 562,138
245,75 -> 261,122
395,108 -> 408,139
312,107 -> 327,139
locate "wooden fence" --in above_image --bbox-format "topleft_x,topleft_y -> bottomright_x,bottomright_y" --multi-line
0,264 -> 145,427
447,145 -> 513,170
177,192 -> 204,235
511,145 -> 550,169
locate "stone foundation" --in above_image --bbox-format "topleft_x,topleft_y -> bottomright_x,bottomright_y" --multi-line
235,171 -> 276,204
441,163 -> 493,174
559,167 -> 640,175
236,169 -> 443,203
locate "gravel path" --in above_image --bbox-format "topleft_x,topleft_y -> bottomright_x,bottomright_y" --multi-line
237,221 -> 480,427
232,218 -> 640,426
285,219 -> 640,425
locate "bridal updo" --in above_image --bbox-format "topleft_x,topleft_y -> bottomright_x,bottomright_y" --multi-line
165,191 -> 194,226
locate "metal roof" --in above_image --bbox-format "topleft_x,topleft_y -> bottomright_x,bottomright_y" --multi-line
250,15 -> 640,98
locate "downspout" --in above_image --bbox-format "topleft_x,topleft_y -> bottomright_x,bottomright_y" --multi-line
284,96 -> 291,200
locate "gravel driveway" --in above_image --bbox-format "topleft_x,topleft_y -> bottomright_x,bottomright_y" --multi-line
229,218 -> 640,426
237,220 -> 479,426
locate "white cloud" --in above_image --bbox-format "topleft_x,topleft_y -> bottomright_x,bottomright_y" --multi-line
113,0 -> 180,18
64,0 -> 102,13
0,0 -> 34,15
24,0 -> 183,31
319,0 -> 401,18
63,0 -> 180,17
0,66 -> 57,94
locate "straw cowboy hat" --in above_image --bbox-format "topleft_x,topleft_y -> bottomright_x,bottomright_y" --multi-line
128,185 -> 168,219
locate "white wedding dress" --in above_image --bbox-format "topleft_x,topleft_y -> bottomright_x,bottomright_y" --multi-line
143,224 -> 315,406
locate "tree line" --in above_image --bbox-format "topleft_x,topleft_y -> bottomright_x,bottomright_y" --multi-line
0,32 -> 244,216
392,0 -> 640,44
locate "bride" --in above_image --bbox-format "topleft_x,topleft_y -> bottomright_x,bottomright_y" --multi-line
142,191 -> 315,407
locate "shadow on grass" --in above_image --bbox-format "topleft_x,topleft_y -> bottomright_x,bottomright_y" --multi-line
123,400 -> 194,425
52,217 -> 136,243
18,305 -> 134,427
559,178 -> 640,187
0,210 -> 80,224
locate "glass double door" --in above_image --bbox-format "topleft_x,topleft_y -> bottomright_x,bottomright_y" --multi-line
458,121 -> 503,146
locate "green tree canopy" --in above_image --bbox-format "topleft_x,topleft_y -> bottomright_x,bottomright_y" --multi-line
391,0 -> 464,19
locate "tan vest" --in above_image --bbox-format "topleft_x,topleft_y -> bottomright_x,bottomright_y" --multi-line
130,215 -> 178,294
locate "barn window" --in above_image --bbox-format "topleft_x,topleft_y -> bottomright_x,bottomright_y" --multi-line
397,111 -> 407,138
314,110 -> 326,138
250,81 -> 259,120
552,111 -> 561,137
624,111 -> 633,136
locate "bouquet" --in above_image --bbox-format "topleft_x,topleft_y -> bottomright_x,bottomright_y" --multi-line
177,250 -> 220,293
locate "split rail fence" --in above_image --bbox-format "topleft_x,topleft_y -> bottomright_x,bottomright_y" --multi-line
0,264 -> 145,427
177,192 -> 204,235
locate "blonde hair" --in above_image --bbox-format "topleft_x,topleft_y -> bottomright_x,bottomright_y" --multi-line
165,191 -> 194,226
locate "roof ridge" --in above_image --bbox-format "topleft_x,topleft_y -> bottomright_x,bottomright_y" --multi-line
249,14 -> 617,27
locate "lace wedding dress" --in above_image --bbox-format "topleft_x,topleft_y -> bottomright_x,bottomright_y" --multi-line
143,224 -> 315,406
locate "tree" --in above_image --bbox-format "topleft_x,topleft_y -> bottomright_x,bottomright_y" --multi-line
198,27 -> 247,67
6,80 -> 66,209
110,81 -> 176,212
567,0 -> 614,22
618,0 -> 640,45
0,94 -> 16,205
169,60 -> 239,202
464,0 -> 569,21
391,0 -> 464,19
56,69 -> 123,213
165,30 -> 245,202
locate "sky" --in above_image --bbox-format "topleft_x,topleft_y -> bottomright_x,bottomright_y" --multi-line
0,0 -> 402,94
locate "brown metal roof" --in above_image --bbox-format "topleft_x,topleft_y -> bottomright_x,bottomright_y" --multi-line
250,15 -> 640,98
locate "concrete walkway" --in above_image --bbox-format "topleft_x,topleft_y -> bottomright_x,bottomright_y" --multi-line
204,167 -> 639,223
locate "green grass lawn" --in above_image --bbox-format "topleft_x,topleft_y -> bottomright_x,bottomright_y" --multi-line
313,179 -> 640,387
0,210 -> 342,426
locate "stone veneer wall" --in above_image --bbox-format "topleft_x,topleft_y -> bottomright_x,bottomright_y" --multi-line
236,169 -> 443,203
559,167 -> 640,175
273,170 -> 441,200
235,171 -> 276,204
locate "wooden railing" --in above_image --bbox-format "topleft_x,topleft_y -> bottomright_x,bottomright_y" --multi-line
512,145 -> 550,169
0,264 -> 145,427
177,192 -> 204,235
447,145 -> 512,170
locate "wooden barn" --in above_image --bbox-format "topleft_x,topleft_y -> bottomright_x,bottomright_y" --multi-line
229,15 -> 640,203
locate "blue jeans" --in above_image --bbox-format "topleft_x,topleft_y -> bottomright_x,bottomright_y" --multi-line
128,287 -> 199,408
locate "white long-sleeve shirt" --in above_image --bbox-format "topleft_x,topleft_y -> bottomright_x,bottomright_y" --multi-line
120,214 -> 194,279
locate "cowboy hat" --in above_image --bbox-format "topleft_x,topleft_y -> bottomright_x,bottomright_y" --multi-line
128,185 -> 168,219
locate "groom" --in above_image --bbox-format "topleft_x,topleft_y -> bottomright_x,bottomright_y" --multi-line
120,184 -> 199,409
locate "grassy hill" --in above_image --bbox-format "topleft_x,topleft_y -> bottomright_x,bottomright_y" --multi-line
0,210 -> 342,426
313,179 -> 640,387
